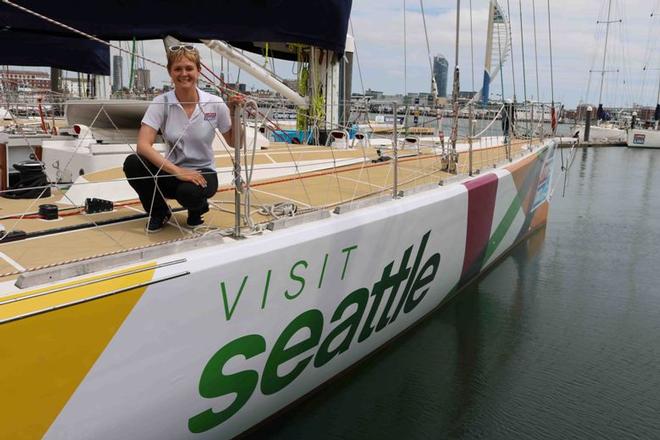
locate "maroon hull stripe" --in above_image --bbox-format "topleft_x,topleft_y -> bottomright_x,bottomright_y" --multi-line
460,173 -> 499,284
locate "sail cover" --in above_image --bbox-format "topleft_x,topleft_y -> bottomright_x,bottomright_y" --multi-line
0,0 -> 353,74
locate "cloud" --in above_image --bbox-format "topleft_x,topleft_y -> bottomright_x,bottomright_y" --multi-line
348,0 -> 660,107
103,0 -> 660,108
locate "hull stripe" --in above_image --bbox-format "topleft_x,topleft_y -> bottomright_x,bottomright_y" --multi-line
460,173 -> 499,284
0,263 -> 157,440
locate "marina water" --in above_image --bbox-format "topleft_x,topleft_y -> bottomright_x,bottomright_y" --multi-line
246,146 -> 660,439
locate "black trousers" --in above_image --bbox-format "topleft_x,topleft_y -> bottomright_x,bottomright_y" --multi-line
123,154 -> 218,217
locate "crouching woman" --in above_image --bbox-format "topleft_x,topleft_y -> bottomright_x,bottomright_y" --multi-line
123,44 -> 237,232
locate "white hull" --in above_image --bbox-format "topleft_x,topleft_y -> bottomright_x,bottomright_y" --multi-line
0,141 -> 556,440
64,99 -> 150,130
515,106 -> 561,123
41,129 -> 270,184
573,124 -> 626,143
627,128 -> 660,148
0,107 -> 13,120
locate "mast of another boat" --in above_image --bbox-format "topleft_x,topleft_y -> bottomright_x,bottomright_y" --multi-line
643,66 -> 660,130
449,0 -> 461,172
655,69 -> 660,129
595,0 -> 620,122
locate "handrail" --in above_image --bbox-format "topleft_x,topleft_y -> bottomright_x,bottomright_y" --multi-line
3,259 -> 185,306
1,271 -> 190,325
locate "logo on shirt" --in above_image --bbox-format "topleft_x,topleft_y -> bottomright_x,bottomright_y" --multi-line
204,112 -> 216,121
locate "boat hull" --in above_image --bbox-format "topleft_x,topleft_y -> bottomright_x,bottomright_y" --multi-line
0,142 -> 556,440
627,128 -> 660,148
573,124 -> 626,143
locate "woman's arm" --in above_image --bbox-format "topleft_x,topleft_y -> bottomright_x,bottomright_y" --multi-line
136,124 -> 207,187
221,126 -> 234,146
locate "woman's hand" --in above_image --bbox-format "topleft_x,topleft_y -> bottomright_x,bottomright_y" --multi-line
228,94 -> 245,107
176,166 -> 207,187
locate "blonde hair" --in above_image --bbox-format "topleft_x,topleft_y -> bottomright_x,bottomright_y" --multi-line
166,49 -> 201,72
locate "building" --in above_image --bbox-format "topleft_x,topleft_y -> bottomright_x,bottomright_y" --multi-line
457,91 -> 477,100
433,55 -> 449,98
112,55 -> 123,92
226,82 -> 247,93
0,69 -> 50,94
200,83 -> 220,96
60,75 -> 95,98
135,68 -> 151,91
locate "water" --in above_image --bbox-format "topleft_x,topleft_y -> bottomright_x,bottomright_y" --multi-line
246,146 -> 660,439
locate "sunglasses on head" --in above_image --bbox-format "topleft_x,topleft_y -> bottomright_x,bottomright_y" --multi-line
168,44 -> 197,53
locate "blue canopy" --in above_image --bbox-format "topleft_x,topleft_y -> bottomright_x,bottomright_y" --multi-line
0,0 -> 353,74
0,30 -> 110,74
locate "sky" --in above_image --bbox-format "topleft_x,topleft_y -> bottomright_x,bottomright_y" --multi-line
346,0 -> 660,108
11,0 -> 660,109
123,0 -> 660,109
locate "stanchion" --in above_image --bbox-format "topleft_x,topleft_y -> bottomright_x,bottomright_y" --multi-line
392,102 -> 399,199
233,102 -> 244,237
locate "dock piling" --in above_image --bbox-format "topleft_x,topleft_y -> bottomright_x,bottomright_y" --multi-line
585,105 -> 592,142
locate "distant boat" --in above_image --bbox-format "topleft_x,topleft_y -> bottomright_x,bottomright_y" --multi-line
627,128 -> 660,148
515,103 -> 563,123
574,0 -> 627,143
0,107 -> 13,120
573,121 -> 627,144
627,28 -> 660,150
627,106 -> 660,148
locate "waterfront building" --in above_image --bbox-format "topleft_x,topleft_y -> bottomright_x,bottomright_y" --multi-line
0,69 -> 50,94
135,68 -> 151,91
112,55 -> 123,92
433,55 -> 449,98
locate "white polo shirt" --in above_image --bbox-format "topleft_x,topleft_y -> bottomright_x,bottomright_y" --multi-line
141,88 -> 231,170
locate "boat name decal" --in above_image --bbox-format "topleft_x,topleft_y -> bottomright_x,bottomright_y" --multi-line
219,243 -> 359,321
633,133 -> 646,145
188,230 -> 439,434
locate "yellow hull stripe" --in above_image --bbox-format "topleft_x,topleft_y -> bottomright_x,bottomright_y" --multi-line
0,263 -> 156,440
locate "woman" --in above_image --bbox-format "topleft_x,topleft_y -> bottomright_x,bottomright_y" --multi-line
123,44 -> 236,232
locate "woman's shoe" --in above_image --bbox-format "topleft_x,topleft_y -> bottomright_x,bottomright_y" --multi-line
187,202 -> 209,227
146,212 -> 172,232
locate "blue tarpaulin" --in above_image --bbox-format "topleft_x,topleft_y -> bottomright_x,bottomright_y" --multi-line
0,0 -> 353,74
0,30 -> 110,74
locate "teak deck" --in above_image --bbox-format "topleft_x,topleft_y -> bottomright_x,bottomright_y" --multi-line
0,141 -> 526,284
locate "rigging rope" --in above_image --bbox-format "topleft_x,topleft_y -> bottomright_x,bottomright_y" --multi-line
531,0 -> 541,102
505,0 -> 518,102
419,0 -> 435,80
469,0 -> 475,91
516,0 -> 528,104
403,0 -> 408,97
547,0 -> 556,128
497,15 -> 507,107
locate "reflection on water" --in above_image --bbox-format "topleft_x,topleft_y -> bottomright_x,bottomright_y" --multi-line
246,148 -> 660,440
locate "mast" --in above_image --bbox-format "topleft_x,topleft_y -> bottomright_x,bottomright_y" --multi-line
595,0 -> 620,119
450,0 -> 461,168
656,71 -> 660,121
